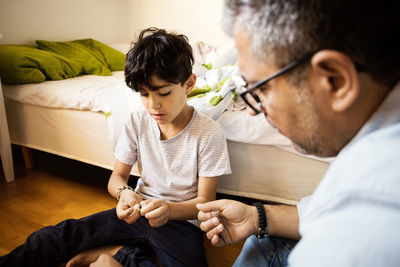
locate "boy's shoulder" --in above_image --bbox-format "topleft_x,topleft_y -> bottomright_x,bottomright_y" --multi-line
193,109 -> 223,130
191,109 -> 226,138
125,109 -> 226,139
128,110 -> 151,122
124,110 -> 153,132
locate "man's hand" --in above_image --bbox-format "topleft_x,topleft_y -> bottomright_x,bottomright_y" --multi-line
140,198 -> 169,227
197,199 -> 258,247
116,189 -> 142,224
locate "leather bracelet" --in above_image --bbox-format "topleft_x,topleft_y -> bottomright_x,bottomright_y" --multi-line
253,202 -> 267,238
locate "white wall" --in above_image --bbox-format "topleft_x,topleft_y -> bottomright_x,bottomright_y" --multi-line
125,0 -> 233,47
0,0 -> 126,45
0,0 -> 232,47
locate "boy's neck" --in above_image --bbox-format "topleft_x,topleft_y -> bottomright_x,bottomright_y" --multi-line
158,105 -> 194,140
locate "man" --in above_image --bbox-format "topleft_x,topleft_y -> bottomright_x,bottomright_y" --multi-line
197,0 -> 400,266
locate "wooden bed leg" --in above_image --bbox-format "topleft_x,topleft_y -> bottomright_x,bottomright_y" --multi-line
21,146 -> 35,169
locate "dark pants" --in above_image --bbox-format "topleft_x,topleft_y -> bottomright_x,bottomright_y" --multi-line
0,208 -> 207,267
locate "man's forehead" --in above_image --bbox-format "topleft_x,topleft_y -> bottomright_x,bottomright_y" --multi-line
237,50 -> 277,84
233,28 -> 276,82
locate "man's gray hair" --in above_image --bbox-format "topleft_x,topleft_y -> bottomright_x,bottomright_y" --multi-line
223,0 -> 400,88
223,0 -> 319,66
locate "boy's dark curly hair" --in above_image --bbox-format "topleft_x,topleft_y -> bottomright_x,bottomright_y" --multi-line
125,27 -> 194,92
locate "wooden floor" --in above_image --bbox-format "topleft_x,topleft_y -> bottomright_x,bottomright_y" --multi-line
0,147 -> 244,266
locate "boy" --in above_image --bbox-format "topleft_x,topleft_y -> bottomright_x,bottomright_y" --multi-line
0,27 -> 231,267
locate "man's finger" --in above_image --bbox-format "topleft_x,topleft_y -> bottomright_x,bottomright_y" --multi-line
199,216 -> 220,232
197,210 -> 211,221
204,223 -> 224,240
211,233 -> 224,247
196,201 -> 222,213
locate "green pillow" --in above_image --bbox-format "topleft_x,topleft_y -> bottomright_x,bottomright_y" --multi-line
36,39 -> 113,76
0,39 -> 126,85
83,39 -> 126,71
0,45 -> 81,85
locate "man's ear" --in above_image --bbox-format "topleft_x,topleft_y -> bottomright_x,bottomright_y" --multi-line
311,50 -> 360,112
185,74 -> 197,95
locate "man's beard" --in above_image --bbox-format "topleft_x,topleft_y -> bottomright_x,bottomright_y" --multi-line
290,135 -> 340,158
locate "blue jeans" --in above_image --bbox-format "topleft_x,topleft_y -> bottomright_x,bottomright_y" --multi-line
233,235 -> 297,267
0,208 -> 207,267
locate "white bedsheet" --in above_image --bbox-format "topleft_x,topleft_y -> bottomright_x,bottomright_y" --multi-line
2,71 -> 290,147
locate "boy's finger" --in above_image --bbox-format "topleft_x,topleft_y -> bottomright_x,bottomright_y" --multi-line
117,207 -> 134,219
140,199 -> 153,207
124,194 -> 140,208
140,199 -> 157,214
143,205 -> 164,219
131,203 -> 141,213
127,199 -> 139,208
124,212 -> 140,224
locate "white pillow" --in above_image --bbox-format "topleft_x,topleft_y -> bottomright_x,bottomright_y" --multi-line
191,41 -> 238,76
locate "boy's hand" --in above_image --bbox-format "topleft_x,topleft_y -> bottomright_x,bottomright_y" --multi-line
140,198 -> 169,227
89,253 -> 122,267
116,189 -> 142,224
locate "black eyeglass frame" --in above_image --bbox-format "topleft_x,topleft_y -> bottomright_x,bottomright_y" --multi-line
239,53 -> 314,114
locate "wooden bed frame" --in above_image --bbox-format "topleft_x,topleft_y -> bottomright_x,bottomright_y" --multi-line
5,98 -> 329,204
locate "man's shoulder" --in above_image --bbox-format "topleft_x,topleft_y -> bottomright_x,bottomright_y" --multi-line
319,122 -> 400,199
349,122 -> 400,161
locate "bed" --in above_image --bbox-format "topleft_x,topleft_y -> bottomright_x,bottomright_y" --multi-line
1,40 -> 330,205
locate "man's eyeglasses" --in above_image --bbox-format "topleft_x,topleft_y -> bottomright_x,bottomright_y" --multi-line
239,54 -> 313,114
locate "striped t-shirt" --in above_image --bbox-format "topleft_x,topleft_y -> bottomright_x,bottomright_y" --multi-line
115,109 -> 232,203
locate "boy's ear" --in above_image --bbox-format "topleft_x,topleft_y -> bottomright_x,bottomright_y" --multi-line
185,74 -> 197,95
310,50 -> 360,113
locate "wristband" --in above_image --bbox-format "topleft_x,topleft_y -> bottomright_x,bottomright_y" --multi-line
253,202 -> 267,238
116,185 -> 134,200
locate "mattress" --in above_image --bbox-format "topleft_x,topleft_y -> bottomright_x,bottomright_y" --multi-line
5,99 -> 329,204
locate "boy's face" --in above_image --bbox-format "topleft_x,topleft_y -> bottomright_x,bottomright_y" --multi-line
138,75 -> 195,126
